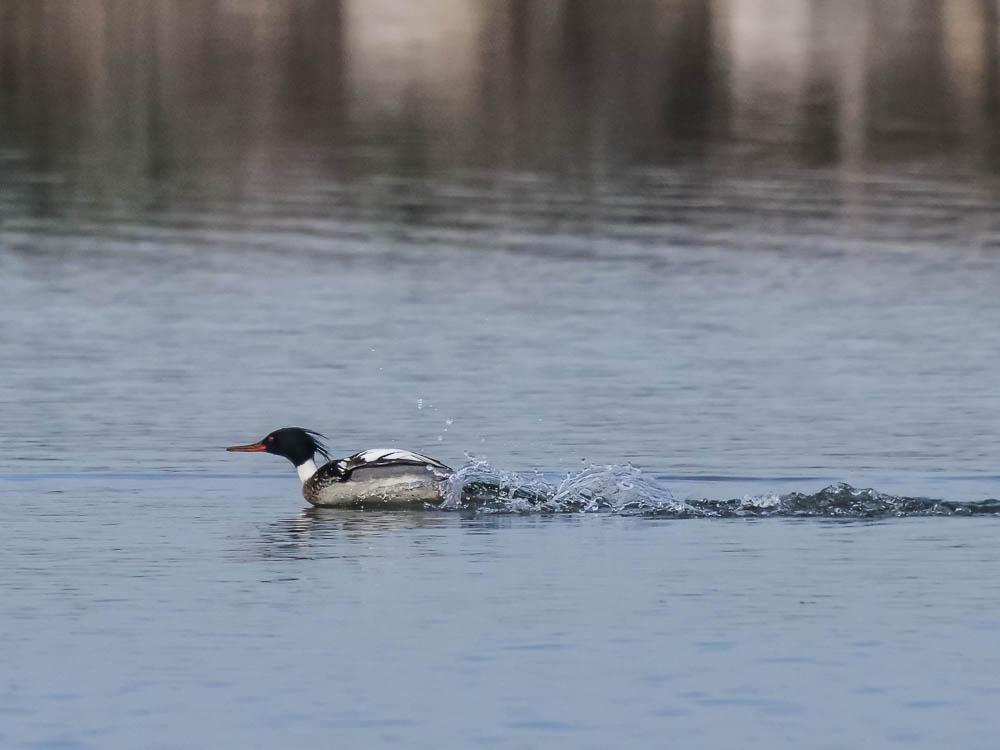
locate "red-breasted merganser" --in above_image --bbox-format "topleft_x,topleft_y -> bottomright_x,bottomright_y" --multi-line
227,427 -> 452,507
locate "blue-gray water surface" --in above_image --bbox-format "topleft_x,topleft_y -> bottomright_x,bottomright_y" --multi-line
3,2 -> 1000,748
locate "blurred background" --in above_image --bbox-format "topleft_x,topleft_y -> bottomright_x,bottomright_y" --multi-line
4,1 -> 1000,187
2,0 -> 1000,493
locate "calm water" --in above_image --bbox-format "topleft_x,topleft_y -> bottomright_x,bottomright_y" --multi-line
3,1 -> 1000,748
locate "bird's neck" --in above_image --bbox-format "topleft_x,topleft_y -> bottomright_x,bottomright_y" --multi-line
296,458 -> 318,484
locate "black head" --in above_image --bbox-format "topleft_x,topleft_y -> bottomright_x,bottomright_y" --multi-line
227,427 -> 330,467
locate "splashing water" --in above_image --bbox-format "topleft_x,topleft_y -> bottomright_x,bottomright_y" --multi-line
440,459 -> 693,514
439,463 -> 1000,518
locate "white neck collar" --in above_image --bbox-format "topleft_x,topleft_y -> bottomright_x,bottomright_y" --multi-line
296,459 -> 318,483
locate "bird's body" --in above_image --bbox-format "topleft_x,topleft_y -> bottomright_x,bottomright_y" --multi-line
302,448 -> 451,507
227,429 -> 452,508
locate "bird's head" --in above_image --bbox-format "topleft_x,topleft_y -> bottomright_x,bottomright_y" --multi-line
226,427 -> 330,467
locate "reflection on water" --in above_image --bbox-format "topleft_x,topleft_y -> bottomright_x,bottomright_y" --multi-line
2,0 -> 1000,242
251,507 -> 459,560
250,505 -> 553,561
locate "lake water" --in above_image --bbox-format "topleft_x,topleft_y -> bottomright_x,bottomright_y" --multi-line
2,2 -> 1000,748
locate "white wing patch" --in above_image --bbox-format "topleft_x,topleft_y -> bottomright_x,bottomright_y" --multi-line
353,448 -> 446,467
337,448 -> 451,476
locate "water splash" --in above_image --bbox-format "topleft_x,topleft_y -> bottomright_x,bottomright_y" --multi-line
440,465 -> 1000,518
441,459 -> 695,514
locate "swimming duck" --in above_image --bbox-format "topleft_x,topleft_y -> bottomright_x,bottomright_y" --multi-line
227,427 -> 452,507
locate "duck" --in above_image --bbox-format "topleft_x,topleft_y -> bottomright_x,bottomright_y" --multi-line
227,427 -> 452,507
